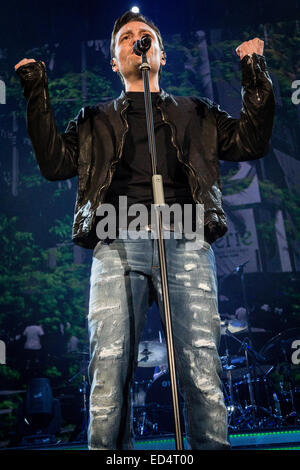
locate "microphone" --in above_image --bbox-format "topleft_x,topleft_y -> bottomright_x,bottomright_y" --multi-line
133,35 -> 152,56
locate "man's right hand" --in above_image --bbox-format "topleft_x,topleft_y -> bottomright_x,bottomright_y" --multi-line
14,58 -> 45,71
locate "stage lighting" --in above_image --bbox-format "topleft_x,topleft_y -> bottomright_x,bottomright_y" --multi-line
131,6 -> 140,14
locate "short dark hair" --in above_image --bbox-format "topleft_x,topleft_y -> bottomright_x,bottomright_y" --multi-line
110,10 -> 165,85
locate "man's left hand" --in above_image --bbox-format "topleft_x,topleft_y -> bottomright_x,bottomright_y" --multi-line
235,38 -> 264,60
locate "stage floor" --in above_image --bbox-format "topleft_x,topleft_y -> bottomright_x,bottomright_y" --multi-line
2,428 -> 300,451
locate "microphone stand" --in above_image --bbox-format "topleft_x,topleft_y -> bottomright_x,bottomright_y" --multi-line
225,329 -> 270,427
236,261 -> 262,425
134,38 -> 183,450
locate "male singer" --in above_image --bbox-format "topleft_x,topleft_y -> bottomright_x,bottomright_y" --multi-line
15,10 -> 275,449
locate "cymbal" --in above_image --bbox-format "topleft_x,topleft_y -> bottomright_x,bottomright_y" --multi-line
221,320 -> 248,335
222,364 -> 236,371
231,356 -> 247,365
220,355 -> 246,368
138,341 -> 167,368
221,320 -> 269,335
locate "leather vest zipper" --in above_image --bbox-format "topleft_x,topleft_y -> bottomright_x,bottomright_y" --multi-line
96,101 -> 130,206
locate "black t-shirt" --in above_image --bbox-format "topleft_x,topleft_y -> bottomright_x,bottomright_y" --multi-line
102,91 -> 196,227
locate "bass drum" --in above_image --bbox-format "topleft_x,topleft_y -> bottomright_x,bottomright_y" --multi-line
145,372 -> 185,434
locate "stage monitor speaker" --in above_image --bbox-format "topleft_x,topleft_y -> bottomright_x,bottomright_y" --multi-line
25,378 -> 53,429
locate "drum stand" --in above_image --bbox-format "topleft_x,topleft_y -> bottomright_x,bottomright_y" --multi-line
243,347 -> 260,427
235,262 -> 265,427
224,332 -> 235,409
277,343 -> 300,425
259,329 -> 300,427
68,361 -> 89,442
222,330 -> 243,429
224,330 -> 275,429
132,380 -> 154,437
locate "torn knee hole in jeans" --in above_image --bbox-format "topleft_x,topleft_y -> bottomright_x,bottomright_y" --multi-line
192,338 -> 216,349
183,342 -> 216,364
98,336 -> 125,360
90,404 -> 117,420
197,282 -> 211,292
175,272 -> 192,287
175,273 -> 212,292
184,263 -> 197,271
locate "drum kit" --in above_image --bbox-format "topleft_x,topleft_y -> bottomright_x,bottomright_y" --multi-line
55,322 -> 300,440
220,324 -> 300,430
131,324 -> 300,437
132,338 -> 185,437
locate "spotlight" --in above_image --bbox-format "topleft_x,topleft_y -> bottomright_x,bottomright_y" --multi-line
131,6 -> 140,13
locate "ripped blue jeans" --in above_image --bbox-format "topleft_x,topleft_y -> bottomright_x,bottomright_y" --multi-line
87,230 -> 229,450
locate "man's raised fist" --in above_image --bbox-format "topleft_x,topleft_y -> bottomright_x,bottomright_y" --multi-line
235,38 -> 264,60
